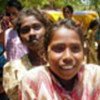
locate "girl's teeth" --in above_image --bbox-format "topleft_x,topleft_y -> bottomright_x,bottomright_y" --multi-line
61,66 -> 73,70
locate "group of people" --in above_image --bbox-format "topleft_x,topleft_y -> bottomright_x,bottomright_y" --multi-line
0,0 -> 23,99
62,5 -> 100,65
0,0 -> 100,100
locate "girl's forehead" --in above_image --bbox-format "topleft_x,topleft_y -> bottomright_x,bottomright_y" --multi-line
52,26 -> 79,39
20,16 -> 42,26
47,29 -> 82,50
21,16 -> 38,22
49,26 -> 82,45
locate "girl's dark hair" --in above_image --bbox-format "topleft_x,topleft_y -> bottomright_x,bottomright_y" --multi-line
7,0 -> 23,11
14,8 -> 51,36
63,5 -> 74,14
44,19 -> 84,57
88,19 -> 99,30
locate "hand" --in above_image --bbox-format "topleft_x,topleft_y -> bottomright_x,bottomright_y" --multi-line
0,84 -> 4,94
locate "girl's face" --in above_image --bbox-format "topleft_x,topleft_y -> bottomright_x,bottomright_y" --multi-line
47,26 -> 84,80
63,8 -> 72,19
6,6 -> 19,21
19,16 -> 46,50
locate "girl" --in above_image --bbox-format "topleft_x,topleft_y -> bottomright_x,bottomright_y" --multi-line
3,8 -> 51,100
19,19 -> 100,100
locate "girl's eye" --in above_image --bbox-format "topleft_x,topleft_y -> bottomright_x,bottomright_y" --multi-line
20,26 -> 30,34
71,44 -> 81,53
32,24 -> 42,30
20,23 -> 43,34
51,44 -> 65,53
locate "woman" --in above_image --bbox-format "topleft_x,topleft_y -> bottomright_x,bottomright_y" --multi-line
19,19 -> 100,100
4,0 -> 26,60
3,8 -> 51,100
85,19 -> 99,64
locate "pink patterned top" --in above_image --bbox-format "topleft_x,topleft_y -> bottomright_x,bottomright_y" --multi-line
19,64 -> 100,100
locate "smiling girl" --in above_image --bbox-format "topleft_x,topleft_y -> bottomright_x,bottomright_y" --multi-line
19,19 -> 100,100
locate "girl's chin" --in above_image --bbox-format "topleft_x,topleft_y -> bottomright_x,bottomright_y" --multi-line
58,71 -> 76,80
59,74 -> 75,80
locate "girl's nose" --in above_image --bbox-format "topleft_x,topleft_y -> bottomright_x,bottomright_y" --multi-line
62,49 -> 73,64
29,28 -> 35,35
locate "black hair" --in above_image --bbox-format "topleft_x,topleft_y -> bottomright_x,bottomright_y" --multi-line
6,0 -> 22,11
63,5 -> 74,14
14,8 -> 52,63
88,19 -> 99,30
14,8 -> 51,36
44,19 -> 84,57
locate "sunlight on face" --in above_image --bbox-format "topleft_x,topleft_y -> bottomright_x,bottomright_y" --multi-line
47,26 -> 84,80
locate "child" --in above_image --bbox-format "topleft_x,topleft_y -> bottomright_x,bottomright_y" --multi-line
19,19 -> 100,100
3,8 -> 51,100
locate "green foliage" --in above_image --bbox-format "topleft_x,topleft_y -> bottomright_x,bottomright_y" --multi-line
90,0 -> 100,17
20,0 -> 49,8
0,0 -> 7,13
0,0 -> 100,17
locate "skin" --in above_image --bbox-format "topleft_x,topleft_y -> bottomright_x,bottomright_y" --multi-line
6,6 -> 19,21
0,31 -> 4,45
63,8 -> 72,19
0,7 -> 18,44
47,26 -> 84,80
19,16 -> 46,51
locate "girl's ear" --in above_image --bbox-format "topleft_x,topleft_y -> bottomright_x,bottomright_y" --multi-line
44,51 -> 48,61
83,43 -> 87,59
44,53 -> 48,64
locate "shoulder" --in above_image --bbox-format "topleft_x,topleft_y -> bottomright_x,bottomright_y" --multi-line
5,28 -> 14,45
85,64 -> 100,72
3,60 -> 27,94
4,59 -> 26,69
3,59 -> 27,79
5,28 -> 13,35
25,66 -> 49,78
84,64 -> 100,80
5,28 -> 18,39
22,66 -> 50,83
84,64 -> 100,95
84,64 -> 100,74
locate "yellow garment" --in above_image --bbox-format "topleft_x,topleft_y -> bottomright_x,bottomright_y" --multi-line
73,11 -> 99,32
43,10 -> 64,22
